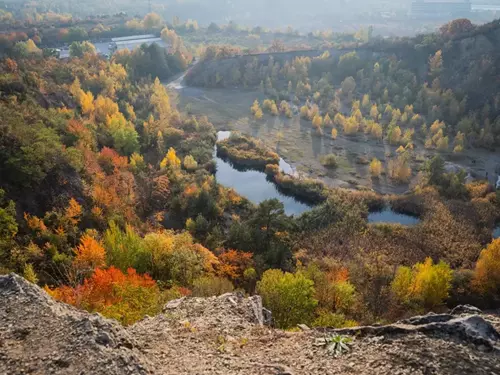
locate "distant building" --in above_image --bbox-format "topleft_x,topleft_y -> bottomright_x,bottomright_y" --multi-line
411,0 -> 472,18
109,35 -> 167,52
59,35 -> 168,59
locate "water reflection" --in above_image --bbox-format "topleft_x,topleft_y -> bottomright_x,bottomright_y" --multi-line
215,131 -> 310,216
368,209 -> 420,226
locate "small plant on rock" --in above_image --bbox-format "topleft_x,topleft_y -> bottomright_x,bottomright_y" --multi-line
315,334 -> 353,357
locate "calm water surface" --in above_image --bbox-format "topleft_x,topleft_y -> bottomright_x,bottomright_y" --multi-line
368,209 -> 420,226
215,131 -> 310,216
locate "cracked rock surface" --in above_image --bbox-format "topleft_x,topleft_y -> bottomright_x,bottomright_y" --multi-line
2,274 -> 500,375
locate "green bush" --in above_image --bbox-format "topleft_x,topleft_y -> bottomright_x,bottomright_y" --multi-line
312,310 -> 358,328
257,269 -> 317,329
192,276 -> 234,297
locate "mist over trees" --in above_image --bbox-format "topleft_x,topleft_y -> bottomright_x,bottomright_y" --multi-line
4,0 -> 497,35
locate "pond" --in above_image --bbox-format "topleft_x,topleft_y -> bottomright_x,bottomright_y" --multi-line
215,131 -> 310,216
494,226 -> 500,239
368,209 -> 420,226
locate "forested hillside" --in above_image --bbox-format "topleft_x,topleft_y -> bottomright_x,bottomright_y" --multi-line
1,11 -> 500,335
188,18 -> 500,152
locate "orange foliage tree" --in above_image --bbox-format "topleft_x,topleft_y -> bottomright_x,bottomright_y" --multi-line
73,234 -> 106,271
217,249 -> 253,281
472,239 -> 500,298
46,267 -> 161,325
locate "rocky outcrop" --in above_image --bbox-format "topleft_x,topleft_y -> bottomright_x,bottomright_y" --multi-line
162,292 -> 272,328
2,274 -> 500,375
0,274 -> 151,375
332,312 -> 500,351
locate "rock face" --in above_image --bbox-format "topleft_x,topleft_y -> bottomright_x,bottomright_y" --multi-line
2,273 -> 500,375
0,274 -> 151,375
335,313 -> 500,350
162,293 -> 270,328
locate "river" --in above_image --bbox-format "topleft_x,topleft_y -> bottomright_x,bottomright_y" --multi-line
214,131 -> 311,216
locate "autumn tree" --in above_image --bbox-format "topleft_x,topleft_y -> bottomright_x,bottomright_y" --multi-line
312,115 -> 323,129
429,50 -> 443,80
331,128 -> 338,140
217,249 -> 253,283
46,267 -> 161,325
391,258 -> 452,310
270,102 -> 279,116
472,239 -> 500,298
151,78 -> 172,125
324,113 -> 333,127
388,149 -> 412,183
388,125 -> 402,145
73,234 -> 107,272
250,100 -> 260,115
369,158 -> 383,177
143,13 -> 163,30
78,90 -> 95,116
370,104 -> 379,119
183,155 -> 198,171
160,148 -> 181,169
440,19 -> 474,37
254,108 -> 263,120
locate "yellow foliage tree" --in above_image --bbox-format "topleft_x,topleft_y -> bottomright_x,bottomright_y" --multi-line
300,105 -> 309,119
331,128 -> 338,140
472,239 -> 500,296
94,95 -> 120,124
69,77 -> 82,98
343,116 -> 359,135
160,148 -> 181,169
324,113 -> 333,127
370,104 -> 379,119
254,108 -> 263,120
430,120 -> 445,135
334,113 -> 346,128
388,125 -> 402,145
25,39 -> 42,55
79,91 -> 95,116
151,78 -> 171,124
270,102 -> 279,116
312,114 -> 323,129
388,151 -> 412,183
369,158 -> 382,177
392,257 -> 452,309
370,123 -> 383,139
250,100 -> 260,115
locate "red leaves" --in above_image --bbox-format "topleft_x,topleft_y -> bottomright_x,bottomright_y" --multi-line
47,266 -> 157,311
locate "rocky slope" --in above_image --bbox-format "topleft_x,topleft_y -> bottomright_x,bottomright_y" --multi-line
1,273 -> 500,375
